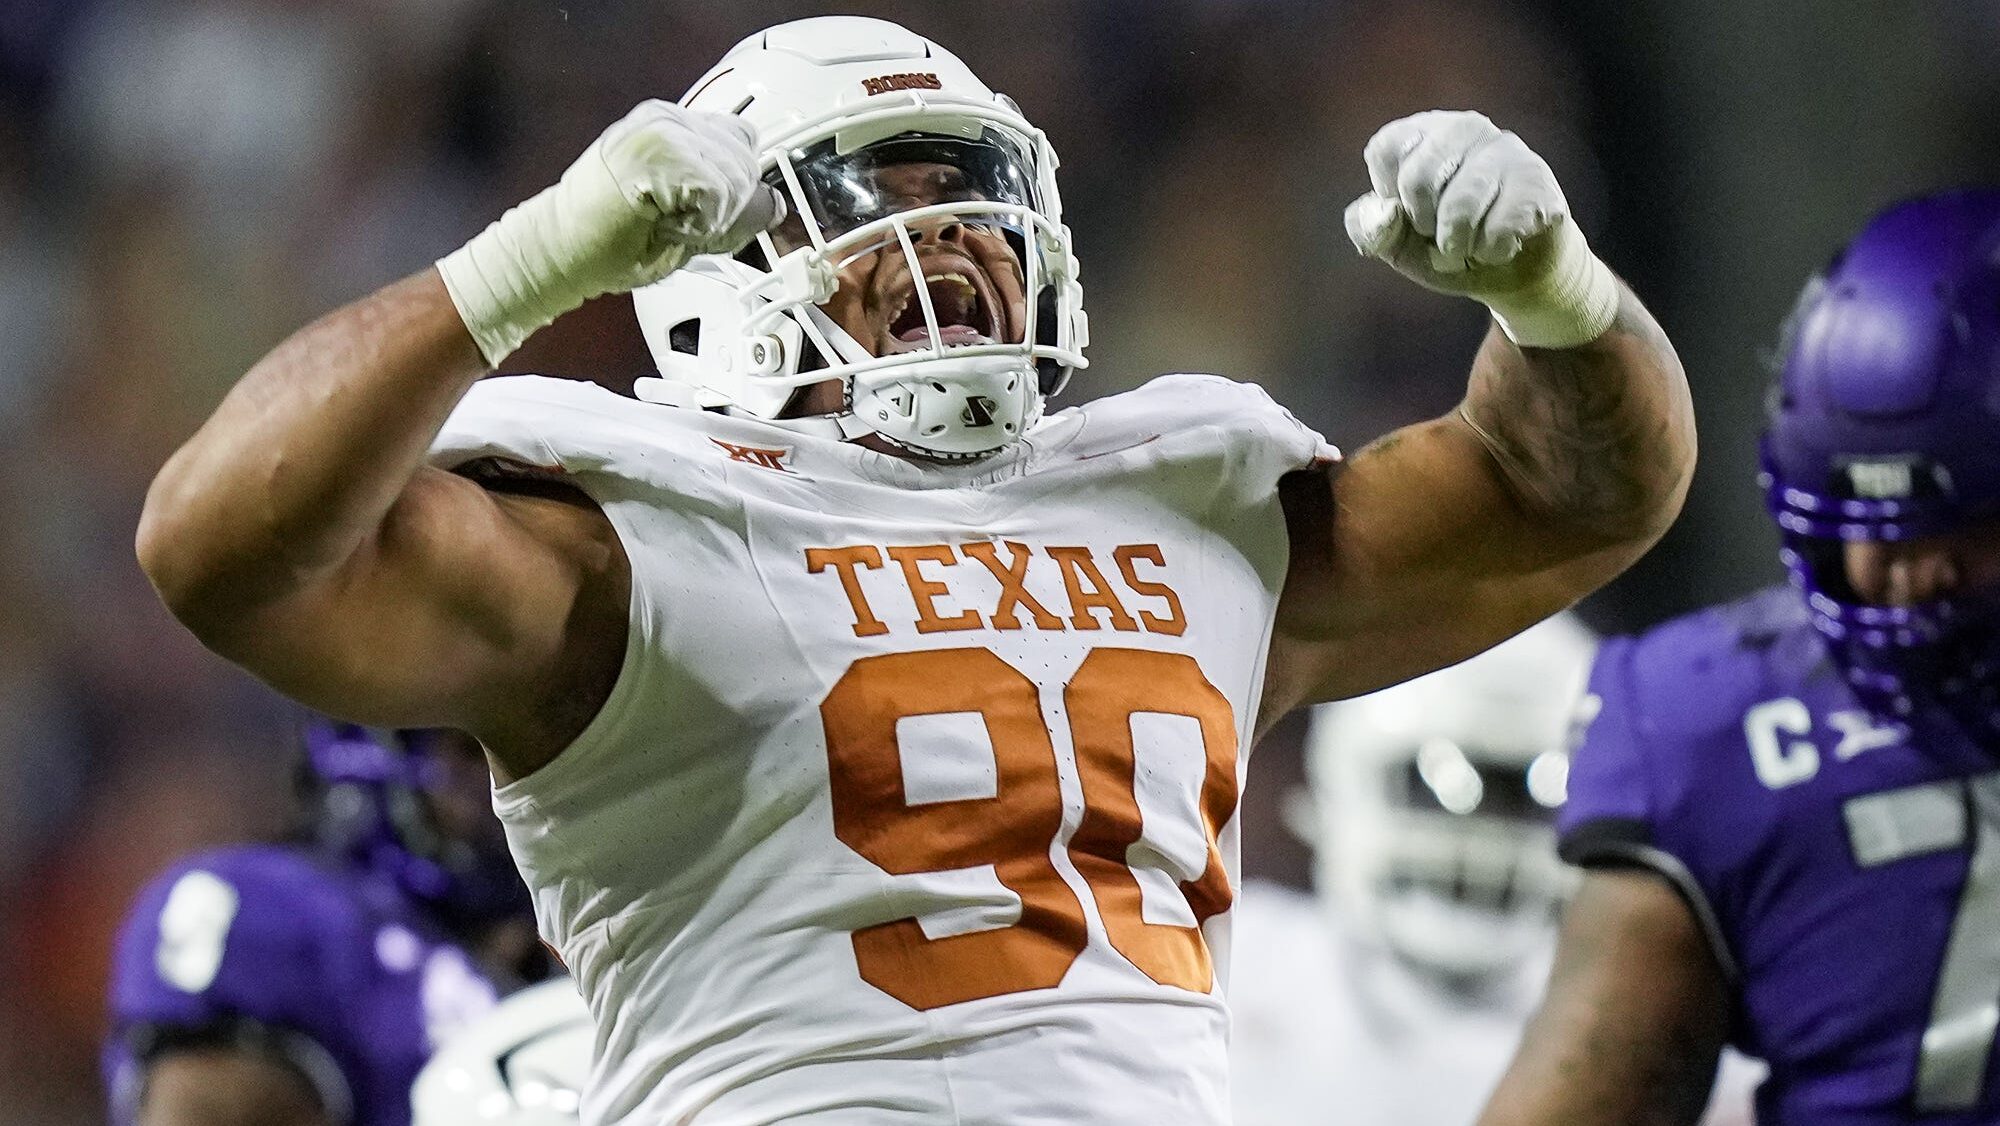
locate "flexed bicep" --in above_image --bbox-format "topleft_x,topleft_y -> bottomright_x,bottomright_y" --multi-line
139,99 -> 763,773
1265,397 -> 1625,716
1263,111 -> 1690,717
216,467 -> 629,776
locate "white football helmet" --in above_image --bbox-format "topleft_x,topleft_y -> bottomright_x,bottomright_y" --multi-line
411,979 -> 592,1126
1304,614 -> 1597,984
631,16 -> 1088,461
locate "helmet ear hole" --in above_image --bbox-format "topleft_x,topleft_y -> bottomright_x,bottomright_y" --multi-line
1036,356 -> 1069,397
668,319 -> 701,356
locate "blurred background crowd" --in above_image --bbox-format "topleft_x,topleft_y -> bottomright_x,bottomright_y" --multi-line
2,0 -> 1997,1119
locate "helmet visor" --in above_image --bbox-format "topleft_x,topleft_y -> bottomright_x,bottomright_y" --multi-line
768,127 -> 1041,251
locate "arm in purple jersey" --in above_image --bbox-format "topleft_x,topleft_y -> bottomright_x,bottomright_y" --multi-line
1482,869 -> 1730,1126
1558,634 -> 1739,979
1480,635 -> 1735,1125
105,848 -> 360,1125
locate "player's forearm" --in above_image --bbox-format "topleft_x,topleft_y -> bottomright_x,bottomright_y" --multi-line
137,269 -> 485,630
1481,1002 -> 1718,1126
1480,871 -> 1727,1126
1481,1048 -> 1712,1126
1460,283 -> 1695,547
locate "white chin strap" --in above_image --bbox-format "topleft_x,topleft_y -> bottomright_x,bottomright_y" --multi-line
789,301 -> 1038,460
630,376 -> 876,441
638,302 -> 1040,461
847,352 -> 1038,458
632,360 -> 1040,462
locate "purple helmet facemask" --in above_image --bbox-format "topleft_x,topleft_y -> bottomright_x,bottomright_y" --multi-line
1762,189 -> 2000,740
302,721 -> 530,932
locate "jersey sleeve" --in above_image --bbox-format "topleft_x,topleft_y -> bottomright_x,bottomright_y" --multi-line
1558,637 -> 1741,983
1171,372 -> 1340,485
429,375 -> 588,475
105,849 -> 360,1121
1556,636 -> 1655,846
1228,377 -> 1340,477
1078,373 -> 1340,527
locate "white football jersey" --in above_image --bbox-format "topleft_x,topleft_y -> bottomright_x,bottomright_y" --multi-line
1228,881 -> 1765,1126
430,373 -> 1336,1125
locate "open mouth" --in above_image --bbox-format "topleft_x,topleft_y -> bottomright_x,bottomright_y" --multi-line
885,267 -> 1003,353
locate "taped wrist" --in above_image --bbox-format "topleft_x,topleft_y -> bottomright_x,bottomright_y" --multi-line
1479,218 -> 1620,350
436,143 -> 632,366
436,192 -> 585,366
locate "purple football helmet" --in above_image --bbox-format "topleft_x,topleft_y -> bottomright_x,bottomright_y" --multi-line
1762,189 -> 2000,734
301,720 -> 530,932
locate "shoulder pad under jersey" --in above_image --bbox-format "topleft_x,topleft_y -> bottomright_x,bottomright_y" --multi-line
1063,373 -> 1338,498
430,375 -> 686,478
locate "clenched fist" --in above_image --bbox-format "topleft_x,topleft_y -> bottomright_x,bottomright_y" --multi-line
1344,111 -> 1619,350
439,100 -> 783,365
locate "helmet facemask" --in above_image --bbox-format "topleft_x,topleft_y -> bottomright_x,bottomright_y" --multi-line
1327,735 -> 1574,989
1305,616 -> 1595,989
1763,445 -> 2000,735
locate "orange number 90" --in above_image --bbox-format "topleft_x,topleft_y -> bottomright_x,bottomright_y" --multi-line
822,645 -> 1239,1011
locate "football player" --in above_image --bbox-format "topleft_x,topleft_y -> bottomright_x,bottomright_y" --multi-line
1232,615 -> 1597,1124
411,977 -> 591,1126
1481,189 -> 2000,1124
1235,616 -> 1762,1124
104,723 -> 538,1126
134,15 -> 1695,1123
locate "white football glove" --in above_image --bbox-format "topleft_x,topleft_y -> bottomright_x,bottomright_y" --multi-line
1344,110 -> 1619,350
438,99 -> 782,365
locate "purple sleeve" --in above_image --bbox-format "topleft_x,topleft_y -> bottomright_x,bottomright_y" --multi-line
104,848 -> 360,1117
1557,636 -> 1655,838
1557,636 -> 1741,982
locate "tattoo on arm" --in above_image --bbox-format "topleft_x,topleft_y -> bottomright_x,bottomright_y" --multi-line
1460,284 -> 1694,541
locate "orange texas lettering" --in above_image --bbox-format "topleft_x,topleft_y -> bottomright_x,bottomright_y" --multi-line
804,541 -> 1188,638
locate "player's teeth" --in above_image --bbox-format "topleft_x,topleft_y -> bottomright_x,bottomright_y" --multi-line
925,273 -> 976,302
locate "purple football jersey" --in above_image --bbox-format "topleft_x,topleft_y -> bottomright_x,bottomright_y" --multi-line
1561,586 -> 2000,1124
104,845 -> 499,1126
